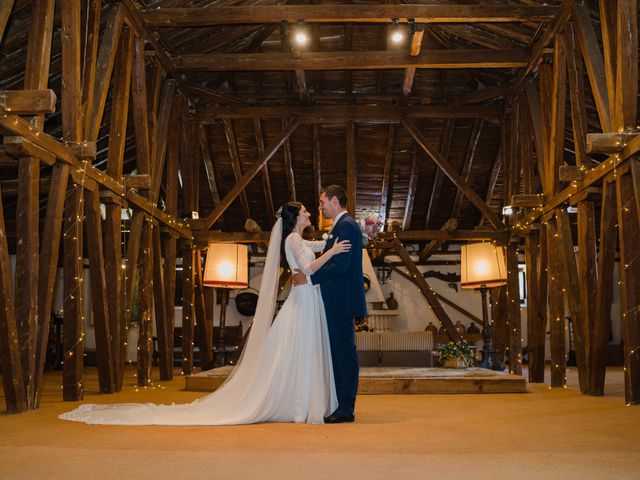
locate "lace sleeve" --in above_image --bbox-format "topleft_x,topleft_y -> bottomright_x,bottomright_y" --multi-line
303,239 -> 326,253
288,233 -> 315,275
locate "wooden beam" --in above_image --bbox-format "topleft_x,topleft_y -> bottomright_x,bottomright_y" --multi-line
198,104 -> 502,124
0,181 -> 27,413
515,135 -> 640,230
194,251 -> 213,371
572,3 -> 611,132
402,147 -> 418,231
505,244 -> 522,375
150,80 -> 177,202
0,0 -> 15,44
451,118 -> 483,218
508,0 -> 573,98
14,157 -> 39,408
479,147 -> 502,227
0,114 -> 191,237
403,118 -> 505,230
131,34 -> 151,176
616,170 -> 640,404
283,118 -> 297,202
200,123 -> 222,208
136,223 -> 153,386
614,0 -> 637,131
590,179 -> 616,395
524,79 -> 547,185
312,124 -> 322,228
84,188 -> 115,393
586,133 -> 640,154
547,216 -> 566,388
62,185 -> 84,402
546,33 -> 567,196
379,125 -> 394,228
142,5 -> 559,26
419,218 -> 458,261
567,22 -> 589,168
199,118 -> 300,230
0,90 -> 56,115
425,119 -> 453,229
181,246 -> 196,375
223,118 -> 251,219
525,230 -> 544,383
33,163 -> 69,407
391,239 -> 462,343
85,5 -> 124,142
452,83 -> 506,106
346,122 -> 356,216
80,0 -> 101,123
175,49 -> 529,72
599,0 -> 617,123
555,209 -> 588,392
401,25 -> 425,98
252,119 -> 274,221
3,136 -> 56,165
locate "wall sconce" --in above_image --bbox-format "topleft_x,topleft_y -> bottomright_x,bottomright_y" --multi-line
460,242 -> 507,370
502,205 -> 514,216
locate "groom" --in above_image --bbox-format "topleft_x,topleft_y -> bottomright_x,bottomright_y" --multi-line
293,185 -> 367,423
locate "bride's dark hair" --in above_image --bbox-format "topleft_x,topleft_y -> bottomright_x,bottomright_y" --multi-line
279,201 -> 302,261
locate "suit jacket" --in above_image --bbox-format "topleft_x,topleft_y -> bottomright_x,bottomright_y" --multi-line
311,213 -> 367,319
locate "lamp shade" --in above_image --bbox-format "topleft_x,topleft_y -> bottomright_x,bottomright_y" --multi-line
203,243 -> 249,288
460,243 -> 507,289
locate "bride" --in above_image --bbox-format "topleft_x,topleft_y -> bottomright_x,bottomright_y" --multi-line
59,202 -> 350,425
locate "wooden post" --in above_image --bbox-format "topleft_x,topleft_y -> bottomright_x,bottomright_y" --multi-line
615,170 -> 640,404
547,216 -> 566,388
84,187 -> 115,393
181,246 -> 196,375
505,244 -> 522,375
62,185 -> 84,401
152,225 -> 172,380
136,222 -> 154,386
0,182 -> 27,413
525,230 -> 545,382
490,286 -> 508,365
194,251 -> 213,370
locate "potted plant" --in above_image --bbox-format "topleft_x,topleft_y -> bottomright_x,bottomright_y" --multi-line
437,341 -> 475,368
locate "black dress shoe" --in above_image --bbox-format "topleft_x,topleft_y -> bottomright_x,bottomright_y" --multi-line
323,412 -> 355,424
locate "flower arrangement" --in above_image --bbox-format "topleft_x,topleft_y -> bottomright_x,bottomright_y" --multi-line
437,341 -> 475,368
359,210 -> 384,245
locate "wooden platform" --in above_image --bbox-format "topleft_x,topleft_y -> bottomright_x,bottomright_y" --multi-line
185,366 -> 527,394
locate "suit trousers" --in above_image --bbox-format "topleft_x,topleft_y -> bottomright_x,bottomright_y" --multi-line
326,315 -> 359,414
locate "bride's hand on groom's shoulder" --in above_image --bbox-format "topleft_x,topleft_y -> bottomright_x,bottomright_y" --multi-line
329,237 -> 351,255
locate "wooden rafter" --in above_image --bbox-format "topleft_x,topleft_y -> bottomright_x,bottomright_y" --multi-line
402,145 -> 418,231
424,119 -> 454,229
419,218 -> 458,262
282,118 -> 297,202
451,118 -> 483,218
401,24 -> 425,99
223,118 -> 251,220
379,125 -> 395,228
199,105 -> 502,123
403,118 -> 505,230
199,123 -> 222,208
199,118 -> 301,230
141,5 -> 559,26
346,122 -> 355,216
174,49 -> 529,72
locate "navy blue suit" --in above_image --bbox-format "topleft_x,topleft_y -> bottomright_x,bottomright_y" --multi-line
311,213 -> 367,414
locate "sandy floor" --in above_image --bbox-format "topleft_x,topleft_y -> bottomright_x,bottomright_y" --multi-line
1,365 -> 639,480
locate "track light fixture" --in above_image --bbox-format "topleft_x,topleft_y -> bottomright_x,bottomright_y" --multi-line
292,20 -> 309,47
390,18 -> 404,44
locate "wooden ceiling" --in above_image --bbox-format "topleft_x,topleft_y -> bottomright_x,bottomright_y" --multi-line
0,0 -> 619,248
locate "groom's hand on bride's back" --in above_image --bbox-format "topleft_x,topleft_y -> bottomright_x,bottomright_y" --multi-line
292,269 -> 308,286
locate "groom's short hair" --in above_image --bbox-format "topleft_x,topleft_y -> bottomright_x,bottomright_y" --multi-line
321,185 -> 347,207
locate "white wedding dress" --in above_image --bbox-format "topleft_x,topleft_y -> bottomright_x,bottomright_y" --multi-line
59,220 -> 338,425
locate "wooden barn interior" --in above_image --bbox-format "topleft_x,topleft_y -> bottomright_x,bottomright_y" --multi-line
0,1 -> 639,478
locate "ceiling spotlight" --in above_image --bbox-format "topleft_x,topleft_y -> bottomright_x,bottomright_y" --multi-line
292,21 -> 309,47
390,18 -> 404,43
